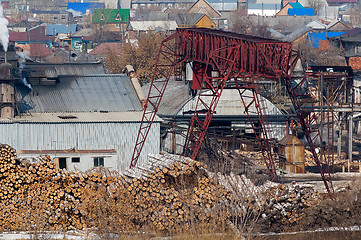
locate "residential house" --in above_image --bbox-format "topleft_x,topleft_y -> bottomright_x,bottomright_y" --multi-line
8,20 -> 35,33
328,28 -> 361,71
89,42 -> 122,58
339,6 -> 361,26
70,28 -> 97,52
9,32 -> 28,45
16,43 -> 52,61
306,19 -> 352,31
283,26 -> 312,48
277,2 -> 303,16
174,13 -> 215,28
288,8 -> 315,16
92,9 -> 130,33
186,0 -> 222,19
308,31 -> 345,49
27,25 -> 55,44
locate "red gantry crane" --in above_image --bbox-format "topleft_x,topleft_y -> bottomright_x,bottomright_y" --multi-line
130,28 -> 334,195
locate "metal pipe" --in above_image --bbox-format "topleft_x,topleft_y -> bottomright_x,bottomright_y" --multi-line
349,114 -> 353,164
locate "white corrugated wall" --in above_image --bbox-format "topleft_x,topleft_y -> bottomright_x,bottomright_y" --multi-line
0,122 -> 160,171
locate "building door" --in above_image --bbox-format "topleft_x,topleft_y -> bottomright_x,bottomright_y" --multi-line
59,158 -> 67,169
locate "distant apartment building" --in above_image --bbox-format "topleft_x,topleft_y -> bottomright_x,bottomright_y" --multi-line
8,0 -> 67,13
31,10 -> 73,24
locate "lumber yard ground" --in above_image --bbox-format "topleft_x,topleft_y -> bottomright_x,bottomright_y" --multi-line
1,145 -> 361,239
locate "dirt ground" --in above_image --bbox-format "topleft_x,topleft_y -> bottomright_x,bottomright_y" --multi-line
253,230 -> 361,240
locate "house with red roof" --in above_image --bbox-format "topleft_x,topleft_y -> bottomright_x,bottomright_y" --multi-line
88,42 -> 122,58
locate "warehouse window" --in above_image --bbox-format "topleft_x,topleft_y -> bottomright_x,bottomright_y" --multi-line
72,157 -> 80,163
94,157 -> 104,167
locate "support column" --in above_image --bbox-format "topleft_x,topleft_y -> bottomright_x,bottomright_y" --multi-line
349,114 -> 353,164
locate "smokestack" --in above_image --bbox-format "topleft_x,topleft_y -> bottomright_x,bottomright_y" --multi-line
4,51 -> 6,63
0,63 -> 14,119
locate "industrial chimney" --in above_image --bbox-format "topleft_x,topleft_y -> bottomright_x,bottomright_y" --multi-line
0,62 -> 14,119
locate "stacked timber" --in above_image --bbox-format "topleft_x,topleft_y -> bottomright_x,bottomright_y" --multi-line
0,145 -> 321,234
257,183 -> 321,232
81,153 -> 235,232
0,146 -> 236,233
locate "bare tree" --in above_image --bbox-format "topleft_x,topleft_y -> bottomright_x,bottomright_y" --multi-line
306,0 -> 324,15
229,11 -> 271,38
105,31 -> 168,85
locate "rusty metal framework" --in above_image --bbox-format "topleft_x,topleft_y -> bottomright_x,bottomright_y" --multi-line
130,28 -> 334,194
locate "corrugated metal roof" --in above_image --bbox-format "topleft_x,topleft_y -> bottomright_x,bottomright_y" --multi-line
289,2 -> 304,8
128,21 -> 178,31
23,62 -> 105,76
173,13 -> 204,26
306,20 -> 327,30
46,24 -> 77,36
1,112 -> 162,123
142,79 -> 191,115
180,89 -> 283,116
283,27 -> 311,42
308,31 -> 345,48
288,8 -> 315,16
17,74 -> 143,113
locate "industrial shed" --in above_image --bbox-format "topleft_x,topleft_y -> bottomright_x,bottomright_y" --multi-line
0,71 -> 161,171
143,80 -> 288,154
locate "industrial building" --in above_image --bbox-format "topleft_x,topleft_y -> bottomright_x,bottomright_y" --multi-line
0,62 -> 161,172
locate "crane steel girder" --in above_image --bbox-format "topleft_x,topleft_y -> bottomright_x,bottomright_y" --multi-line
130,28 -> 334,195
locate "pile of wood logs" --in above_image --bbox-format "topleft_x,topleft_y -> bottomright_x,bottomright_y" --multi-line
0,145 -> 236,233
257,183 -> 321,232
0,144 -> 322,234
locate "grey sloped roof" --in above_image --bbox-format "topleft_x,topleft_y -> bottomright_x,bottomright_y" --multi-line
283,27 -> 311,42
142,79 -> 192,115
173,13 -> 205,26
23,62 -> 105,76
17,74 -> 142,113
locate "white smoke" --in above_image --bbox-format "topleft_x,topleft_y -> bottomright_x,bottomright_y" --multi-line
0,5 -> 8,52
16,50 -> 30,68
17,50 -> 32,89
21,77 -> 32,90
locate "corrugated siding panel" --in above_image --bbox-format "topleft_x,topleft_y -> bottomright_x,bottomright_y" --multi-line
0,122 -> 160,171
